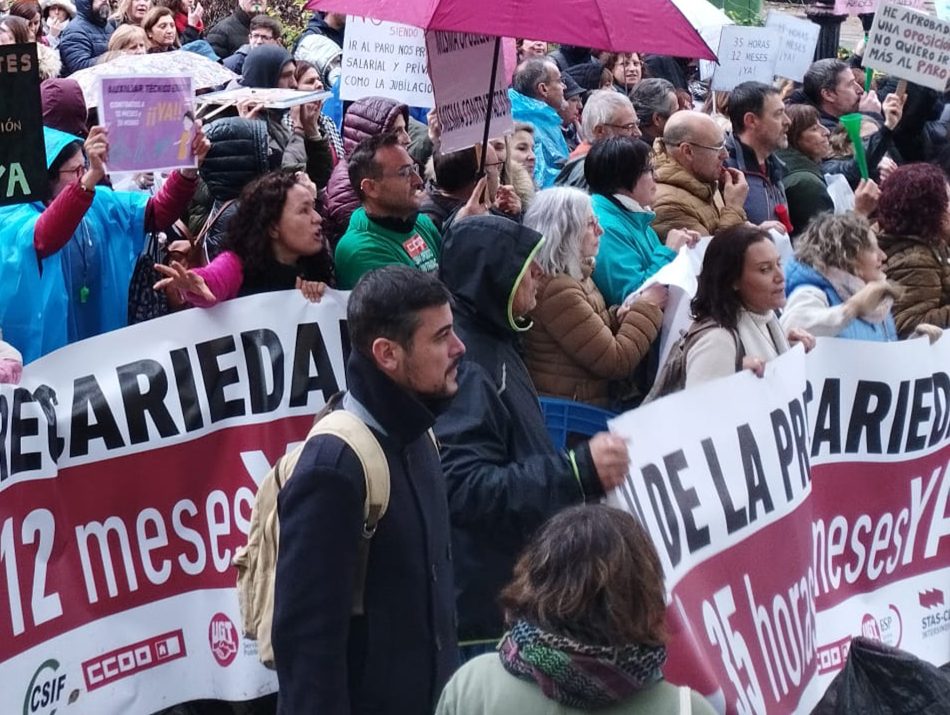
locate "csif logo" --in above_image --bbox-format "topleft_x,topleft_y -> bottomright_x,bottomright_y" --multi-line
208,613 -> 238,667
23,659 -> 66,715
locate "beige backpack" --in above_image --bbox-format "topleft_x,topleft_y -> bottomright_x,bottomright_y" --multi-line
233,399 -> 390,668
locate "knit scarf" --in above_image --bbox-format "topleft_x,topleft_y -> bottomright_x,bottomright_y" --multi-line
499,620 -> 667,709
824,267 -> 894,324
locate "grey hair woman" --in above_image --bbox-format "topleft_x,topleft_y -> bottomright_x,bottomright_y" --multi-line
522,187 -> 665,408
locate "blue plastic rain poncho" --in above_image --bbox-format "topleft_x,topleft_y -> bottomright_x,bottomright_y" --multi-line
0,127 -> 149,363
508,88 -> 569,189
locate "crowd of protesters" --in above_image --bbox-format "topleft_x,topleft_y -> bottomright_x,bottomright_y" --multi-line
1,4 -> 950,713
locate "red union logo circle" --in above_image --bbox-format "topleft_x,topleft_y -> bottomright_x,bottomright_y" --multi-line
208,613 -> 238,667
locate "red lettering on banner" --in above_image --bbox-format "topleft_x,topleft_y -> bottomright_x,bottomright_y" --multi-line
82,629 -> 186,690
0,416 -> 313,662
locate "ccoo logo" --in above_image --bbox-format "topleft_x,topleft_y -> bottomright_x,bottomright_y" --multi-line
23,659 -> 67,715
208,613 -> 238,667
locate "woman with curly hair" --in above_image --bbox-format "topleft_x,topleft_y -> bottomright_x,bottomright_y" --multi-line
435,504 -> 716,714
153,170 -> 333,305
780,213 -> 899,341
876,163 -> 950,337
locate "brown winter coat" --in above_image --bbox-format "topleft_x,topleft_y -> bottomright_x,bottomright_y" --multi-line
651,141 -> 746,241
525,267 -> 663,408
877,232 -> 950,337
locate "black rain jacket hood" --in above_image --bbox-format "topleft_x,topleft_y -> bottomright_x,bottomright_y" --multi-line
439,215 -> 544,338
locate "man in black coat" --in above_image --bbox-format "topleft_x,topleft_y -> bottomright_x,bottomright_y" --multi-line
272,266 -> 464,714
434,215 -> 630,657
206,0 -> 263,60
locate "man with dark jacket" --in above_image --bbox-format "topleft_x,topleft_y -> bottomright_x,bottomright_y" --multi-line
435,215 -> 630,657
206,0 -> 264,60
273,265 -> 464,715
801,58 -> 904,188
725,81 -> 791,228
58,0 -> 112,74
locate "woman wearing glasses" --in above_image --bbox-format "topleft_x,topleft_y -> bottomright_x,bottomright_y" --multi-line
0,124 -> 208,362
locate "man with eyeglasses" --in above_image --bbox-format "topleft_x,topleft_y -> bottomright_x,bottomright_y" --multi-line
335,131 -> 441,289
652,110 -> 749,241
222,14 -> 282,74
509,57 -> 570,188
555,90 -> 640,190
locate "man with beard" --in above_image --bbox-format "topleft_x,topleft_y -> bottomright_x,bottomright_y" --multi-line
58,0 -> 113,74
725,81 -> 792,227
335,131 -> 441,289
273,265 -> 464,715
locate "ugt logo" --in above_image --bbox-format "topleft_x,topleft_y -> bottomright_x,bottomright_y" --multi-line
208,613 -> 238,667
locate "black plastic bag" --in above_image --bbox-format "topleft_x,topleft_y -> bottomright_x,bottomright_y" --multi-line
812,637 -> 950,714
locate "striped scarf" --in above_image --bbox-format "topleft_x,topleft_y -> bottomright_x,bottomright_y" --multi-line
499,620 -> 666,709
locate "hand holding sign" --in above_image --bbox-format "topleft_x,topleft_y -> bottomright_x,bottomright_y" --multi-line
83,126 -> 109,187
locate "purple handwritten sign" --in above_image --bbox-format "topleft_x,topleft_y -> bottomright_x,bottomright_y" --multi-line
99,75 -> 195,172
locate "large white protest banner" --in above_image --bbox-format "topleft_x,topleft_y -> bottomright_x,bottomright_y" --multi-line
866,2 -> 950,92
609,336 -> 950,713
0,291 -> 349,714
3,292 -> 950,714
340,16 -> 434,106
712,26 -> 782,91
765,12 -> 821,82
425,31 -> 513,153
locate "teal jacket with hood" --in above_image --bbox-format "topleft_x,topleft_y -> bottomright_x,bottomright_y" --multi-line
590,192 -> 676,306
0,127 -> 148,363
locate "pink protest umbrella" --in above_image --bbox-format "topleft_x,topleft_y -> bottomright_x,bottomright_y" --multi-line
304,0 -> 715,59
305,0 -> 715,171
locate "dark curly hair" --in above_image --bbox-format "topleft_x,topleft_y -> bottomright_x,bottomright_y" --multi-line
692,224 -> 772,330
877,163 -> 949,242
499,504 -> 666,647
223,170 -> 332,286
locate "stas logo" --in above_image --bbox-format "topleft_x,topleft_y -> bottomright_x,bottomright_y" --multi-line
919,588 -> 945,610
23,659 -> 66,715
209,613 -> 238,667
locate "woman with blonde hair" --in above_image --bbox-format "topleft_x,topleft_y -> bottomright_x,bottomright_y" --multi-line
781,212 -> 899,341
111,0 -> 150,26
106,23 -> 147,53
436,504 -> 716,714
524,187 -> 665,408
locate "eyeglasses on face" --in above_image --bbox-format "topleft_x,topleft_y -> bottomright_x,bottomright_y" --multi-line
604,122 -> 639,132
59,163 -> 86,179
686,140 -> 726,153
249,32 -> 273,41
386,164 -> 421,180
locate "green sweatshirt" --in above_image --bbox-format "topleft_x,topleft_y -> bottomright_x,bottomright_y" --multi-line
335,208 -> 442,289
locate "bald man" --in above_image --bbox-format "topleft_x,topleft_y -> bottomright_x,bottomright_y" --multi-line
651,110 -> 749,240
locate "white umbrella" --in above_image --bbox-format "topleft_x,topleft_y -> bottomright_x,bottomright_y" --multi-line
669,0 -> 733,31
71,51 -> 237,107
